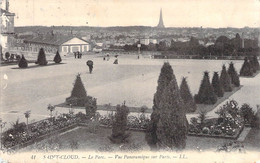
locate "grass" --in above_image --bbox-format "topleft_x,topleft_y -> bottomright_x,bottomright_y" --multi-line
243,128 -> 260,151
23,126 -> 247,152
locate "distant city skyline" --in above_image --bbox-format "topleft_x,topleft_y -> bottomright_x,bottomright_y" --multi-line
5,0 -> 260,28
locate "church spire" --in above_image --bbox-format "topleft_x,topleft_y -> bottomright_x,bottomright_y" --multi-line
157,8 -> 165,28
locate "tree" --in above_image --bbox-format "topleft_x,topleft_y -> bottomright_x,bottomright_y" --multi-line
85,96 -> 97,117
240,57 -> 254,76
228,62 -> 240,87
198,110 -> 207,128
18,55 -> 28,68
180,77 -> 197,112
109,103 -> 130,144
53,51 -> 62,63
66,74 -> 87,106
156,79 -> 188,150
220,65 -> 233,92
240,103 -> 255,124
36,48 -> 48,65
145,62 -> 174,150
24,110 -> 31,133
195,72 -> 217,104
211,72 -> 224,97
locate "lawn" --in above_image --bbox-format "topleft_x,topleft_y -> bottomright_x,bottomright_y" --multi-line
22,126 -> 240,152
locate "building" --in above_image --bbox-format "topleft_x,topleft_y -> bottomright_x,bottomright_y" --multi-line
0,0 -> 15,53
24,35 -> 91,55
157,8 -> 165,28
140,38 -> 150,45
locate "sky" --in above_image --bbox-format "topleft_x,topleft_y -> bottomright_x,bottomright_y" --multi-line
5,0 -> 260,28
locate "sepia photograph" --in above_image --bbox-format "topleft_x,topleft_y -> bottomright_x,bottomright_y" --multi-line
0,0 -> 260,162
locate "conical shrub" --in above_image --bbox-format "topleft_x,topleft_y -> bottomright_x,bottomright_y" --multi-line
156,79 -> 188,150
36,48 -> 48,65
220,65 -> 233,92
180,77 -> 197,112
195,71 -> 217,104
145,62 -> 175,150
54,51 -> 62,63
211,72 -> 224,97
228,62 -> 240,87
240,57 -> 254,76
18,55 -> 28,68
66,74 -> 87,106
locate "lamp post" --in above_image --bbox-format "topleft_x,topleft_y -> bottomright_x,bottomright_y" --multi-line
137,43 -> 141,59
47,104 -> 55,123
0,119 -> 6,149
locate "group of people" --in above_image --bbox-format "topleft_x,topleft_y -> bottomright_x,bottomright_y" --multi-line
74,51 -> 83,59
103,54 -> 118,64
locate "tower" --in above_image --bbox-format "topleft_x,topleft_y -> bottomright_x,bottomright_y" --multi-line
157,8 -> 165,28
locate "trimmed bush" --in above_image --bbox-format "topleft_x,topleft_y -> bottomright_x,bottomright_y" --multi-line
53,51 -> 62,63
228,62 -> 240,87
85,96 -> 97,117
66,74 -> 87,106
145,62 -> 174,150
220,65 -> 233,92
109,103 -> 130,144
195,71 -> 217,104
252,55 -> 260,71
156,78 -> 188,150
5,52 -> 10,60
180,77 -> 197,112
18,55 -> 28,68
211,72 -> 224,97
240,57 -> 254,76
36,48 -> 48,65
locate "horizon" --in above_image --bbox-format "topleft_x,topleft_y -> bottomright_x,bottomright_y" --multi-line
13,25 -> 260,29
5,0 -> 260,28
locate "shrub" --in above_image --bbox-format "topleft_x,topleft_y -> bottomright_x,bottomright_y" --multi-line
156,78 -> 188,150
202,127 -> 210,134
18,55 -> 28,68
228,62 -> 240,87
251,55 -> 260,71
109,103 -> 130,144
85,96 -> 97,117
240,57 -> 254,76
220,65 -> 233,92
180,77 -> 197,112
53,51 -> 62,63
213,129 -> 222,135
195,71 -> 217,104
140,105 -> 148,113
36,48 -> 48,65
146,62 -> 174,150
198,110 -> 207,128
5,52 -> 10,60
211,72 -> 224,97
66,74 -> 87,106
240,103 -> 255,125
190,117 -> 198,126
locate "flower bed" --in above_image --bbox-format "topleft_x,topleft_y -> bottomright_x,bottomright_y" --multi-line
1,112 -> 90,149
